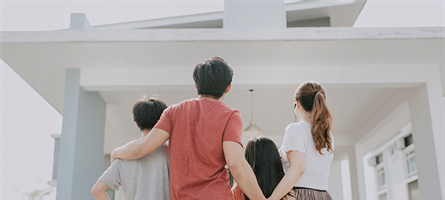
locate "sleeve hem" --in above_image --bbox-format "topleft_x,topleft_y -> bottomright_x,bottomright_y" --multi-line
99,178 -> 120,191
153,127 -> 171,135
222,139 -> 243,147
281,146 -> 306,155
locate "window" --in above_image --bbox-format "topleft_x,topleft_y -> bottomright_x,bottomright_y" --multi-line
378,193 -> 388,200
406,151 -> 417,178
408,180 -> 420,200
404,134 -> 413,147
377,168 -> 387,191
376,154 -> 383,165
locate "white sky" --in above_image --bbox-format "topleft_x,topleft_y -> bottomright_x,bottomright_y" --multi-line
0,1 -> 443,200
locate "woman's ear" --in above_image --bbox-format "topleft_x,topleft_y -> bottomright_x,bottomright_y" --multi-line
295,100 -> 300,109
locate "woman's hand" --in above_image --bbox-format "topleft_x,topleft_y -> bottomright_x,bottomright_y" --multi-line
267,150 -> 305,200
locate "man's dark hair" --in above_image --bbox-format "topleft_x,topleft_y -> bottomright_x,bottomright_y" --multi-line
132,97 -> 168,131
193,57 -> 233,99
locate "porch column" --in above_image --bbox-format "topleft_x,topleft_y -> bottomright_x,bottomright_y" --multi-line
56,69 -> 106,200
408,83 -> 444,199
328,159 -> 344,200
348,145 -> 367,200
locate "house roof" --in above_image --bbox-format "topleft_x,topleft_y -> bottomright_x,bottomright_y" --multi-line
93,0 -> 366,30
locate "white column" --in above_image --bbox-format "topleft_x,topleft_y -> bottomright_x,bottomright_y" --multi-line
328,159 -> 344,200
348,145 -> 367,200
408,83 -> 444,199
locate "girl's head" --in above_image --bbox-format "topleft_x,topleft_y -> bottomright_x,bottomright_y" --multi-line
294,81 -> 333,155
244,137 -> 285,199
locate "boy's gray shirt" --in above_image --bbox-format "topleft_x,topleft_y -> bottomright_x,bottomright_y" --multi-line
100,143 -> 169,200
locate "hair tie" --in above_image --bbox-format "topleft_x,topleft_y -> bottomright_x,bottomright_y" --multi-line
314,91 -> 318,96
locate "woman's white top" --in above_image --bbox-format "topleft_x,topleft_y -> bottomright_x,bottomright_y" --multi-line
279,121 -> 334,190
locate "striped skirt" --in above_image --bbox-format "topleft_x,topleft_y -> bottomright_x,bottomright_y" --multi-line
291,187 -> 332,200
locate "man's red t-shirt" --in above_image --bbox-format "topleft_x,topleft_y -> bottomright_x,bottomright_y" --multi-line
154,98 -> 243,200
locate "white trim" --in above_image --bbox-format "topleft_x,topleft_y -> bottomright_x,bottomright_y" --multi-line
389,146 -> 398,161
403,144 -> 415,154
377,189 -> 388,196
2,27 -> 443,43
405,175 -> 419,185
50,134 -> 61,139
47,180 -> 57,187
94,11 -> 223,30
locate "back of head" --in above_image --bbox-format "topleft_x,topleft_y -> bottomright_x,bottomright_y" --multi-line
294,81 -> 333,155
244,137 -> 285,199
193,57 -> 233,99
132,97 -> 168,131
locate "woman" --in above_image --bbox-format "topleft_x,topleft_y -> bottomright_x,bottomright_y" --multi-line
268,81 -> 334,200
232,137 -> 294,200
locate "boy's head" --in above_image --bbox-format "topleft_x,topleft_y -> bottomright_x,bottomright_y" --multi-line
193,57 -> 233,99
132,97 -> 168,131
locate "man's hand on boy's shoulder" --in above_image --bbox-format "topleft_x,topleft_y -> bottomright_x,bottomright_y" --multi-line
110,148 -> 120,163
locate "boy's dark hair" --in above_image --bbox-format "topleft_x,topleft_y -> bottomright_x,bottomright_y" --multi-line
193,57 -> 233,99
132,97 -> 168,131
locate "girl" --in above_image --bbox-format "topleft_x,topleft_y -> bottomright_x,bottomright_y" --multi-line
269,81 -> 334,200
232,137 -> 294,200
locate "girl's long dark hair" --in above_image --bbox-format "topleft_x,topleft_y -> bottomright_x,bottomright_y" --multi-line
244,137 -> 287,199
294,81 -> 333,155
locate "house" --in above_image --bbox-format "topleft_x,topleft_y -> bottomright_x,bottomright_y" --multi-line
1,0 -> 443,199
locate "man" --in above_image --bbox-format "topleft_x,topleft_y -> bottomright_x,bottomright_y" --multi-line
111,57 -> 266,200
92,97 -> 170,200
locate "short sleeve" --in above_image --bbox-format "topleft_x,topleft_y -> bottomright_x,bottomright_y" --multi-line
222,110 -> 243,146
281,123 -> 308,155
99,159 -> 122,191
153,106 -> 173,134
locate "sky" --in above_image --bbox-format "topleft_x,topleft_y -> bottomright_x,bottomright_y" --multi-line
0,1 -> 444,200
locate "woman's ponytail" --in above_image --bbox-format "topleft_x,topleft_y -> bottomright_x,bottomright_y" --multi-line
311,91 -> 332,155
294,81 -> 333,155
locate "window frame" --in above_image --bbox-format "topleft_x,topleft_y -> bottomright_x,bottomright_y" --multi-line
376,162 -> 387,191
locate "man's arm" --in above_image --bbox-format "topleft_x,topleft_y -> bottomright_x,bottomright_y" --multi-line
223,141 -> 266,200
91,180 -> 110,200
111,128 -> 170,163
267,150 -> 305,200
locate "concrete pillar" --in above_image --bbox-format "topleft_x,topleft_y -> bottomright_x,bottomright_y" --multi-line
408,83 -> 444,200
69,13 -> 93,30
348,145 -> 367,200
328,159 -> 344,200
56,69 -> 106,200
223,0 -> 286,29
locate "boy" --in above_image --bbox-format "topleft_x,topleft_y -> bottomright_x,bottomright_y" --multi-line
92,97 -> 169,200
111,57 -> 266,200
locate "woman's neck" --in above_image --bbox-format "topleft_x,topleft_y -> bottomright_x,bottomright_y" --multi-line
298,110 -> 311,124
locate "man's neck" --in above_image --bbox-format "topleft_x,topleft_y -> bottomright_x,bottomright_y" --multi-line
198,95 -> 224,102
141,128 -> 152,139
